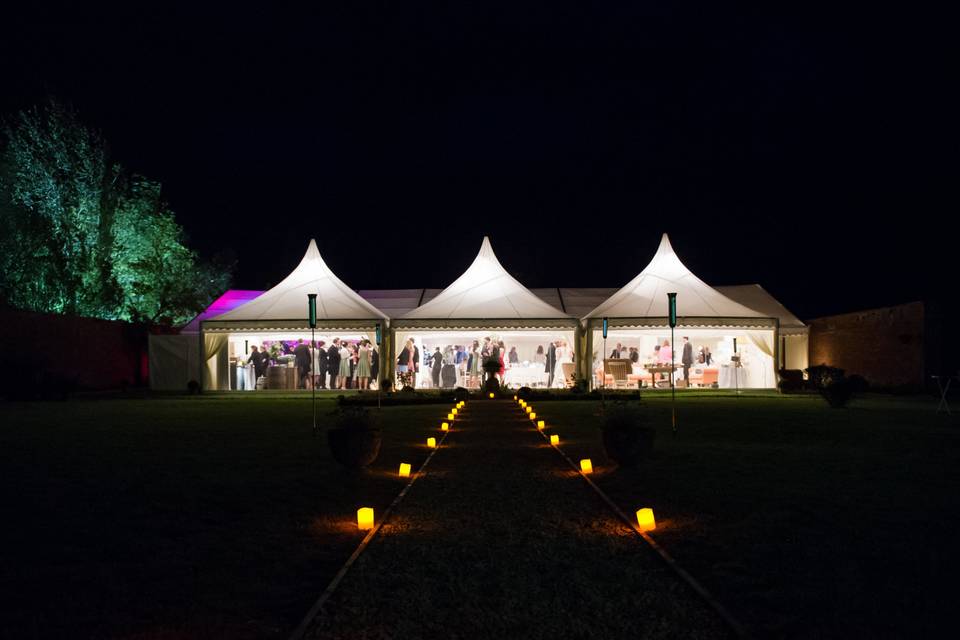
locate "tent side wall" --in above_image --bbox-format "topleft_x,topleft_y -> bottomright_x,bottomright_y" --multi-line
148,334 -> 200,391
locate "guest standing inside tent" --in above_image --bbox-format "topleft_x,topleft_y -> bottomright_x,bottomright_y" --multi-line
314,340 -> 327,388
338,341 -> 351,390
327,338 -> 341,389
508,346 -> 519,365
431,347 -> 443,388
681,336 -> 694,385
294,339 -> 311,389
356,340 -> 372,390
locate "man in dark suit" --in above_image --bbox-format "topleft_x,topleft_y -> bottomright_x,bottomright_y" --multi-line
315,340 -> 328,388
546,340 -> 557,387
327,338 -> 341,389
294,339 -> 311,389
247,346 -> 266,383
681,336 -> 694,385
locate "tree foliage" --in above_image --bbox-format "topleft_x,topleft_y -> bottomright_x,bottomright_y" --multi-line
0,100 -> 231,325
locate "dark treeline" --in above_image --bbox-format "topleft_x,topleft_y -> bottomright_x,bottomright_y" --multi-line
0,99 -> 231,325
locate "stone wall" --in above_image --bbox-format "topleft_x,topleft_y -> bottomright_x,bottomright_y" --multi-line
808,301 -> 925,390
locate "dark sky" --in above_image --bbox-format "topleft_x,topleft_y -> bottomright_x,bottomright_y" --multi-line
3,4 -> 956,320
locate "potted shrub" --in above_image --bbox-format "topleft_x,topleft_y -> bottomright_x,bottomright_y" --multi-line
517,386 -> 533,400
327,406 -> 382,468
600,403 -> 655,467
454,386 -> 470,402
806,364 -> 855,408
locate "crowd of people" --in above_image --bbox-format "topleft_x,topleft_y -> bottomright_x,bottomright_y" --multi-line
244,338 -> 380,390
395,336 -> 575,389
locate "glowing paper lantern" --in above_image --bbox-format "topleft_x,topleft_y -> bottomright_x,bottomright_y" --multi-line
447,413 -> 455,420
529,412 -> 537,420
357,507 -> 374,530
427,437 -> 437,448
550,434 -> 559,445
537,420 -> 545,430
399,463 -> 411,477
513,395 -> 518,401
636,508 -> 656,532
489,392 -> 495,398
441,422 -> 449,431
525,406 -> 531,413
580,459 -> 593,474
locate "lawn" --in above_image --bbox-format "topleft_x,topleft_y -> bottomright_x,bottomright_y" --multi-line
527,392 -> 960,638
0,394 -> 448,639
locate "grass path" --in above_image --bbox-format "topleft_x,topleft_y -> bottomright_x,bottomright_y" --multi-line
306,400 -> 729,639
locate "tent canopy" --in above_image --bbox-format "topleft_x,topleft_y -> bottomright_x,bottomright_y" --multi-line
715,284 -> 807,335
583,233 -> 766,321
400,236 -> 572,321
212,239 -> 387,323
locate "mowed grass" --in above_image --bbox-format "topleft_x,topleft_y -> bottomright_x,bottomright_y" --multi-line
528,393 -> 960,638
0,394 -> 449,640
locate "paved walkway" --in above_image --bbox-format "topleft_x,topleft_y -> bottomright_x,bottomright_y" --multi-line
306,401 -> 728,639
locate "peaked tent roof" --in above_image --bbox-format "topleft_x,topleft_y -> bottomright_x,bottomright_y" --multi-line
401,237 -> 572,320
211,239 -> 387,322
584,233 -> 767,320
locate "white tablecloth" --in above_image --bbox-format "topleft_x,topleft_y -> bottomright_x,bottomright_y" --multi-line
503,366 -> 549,388
718,366 -> 747,389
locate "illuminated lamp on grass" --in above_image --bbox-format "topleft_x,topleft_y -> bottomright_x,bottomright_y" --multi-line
357,507 -> 374,530
399,463 -> 411,478
441,422 -> 449,431
513,395 -> 518,401
636,508 -> 656,532
427,437 -> 437,448
580,459 -> 593,474
489,392 -> 495,398
447,413 -> 455,420
537,420 -> 545,430
524,406 -> 531,413
529,412 -> 537,420
550,434 -> 559,445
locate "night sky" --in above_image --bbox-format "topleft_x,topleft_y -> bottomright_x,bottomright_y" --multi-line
3,4 -> 956,320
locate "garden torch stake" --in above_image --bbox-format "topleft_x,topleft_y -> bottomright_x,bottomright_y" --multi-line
667,292 -> 677,435
308,293 -> 318,436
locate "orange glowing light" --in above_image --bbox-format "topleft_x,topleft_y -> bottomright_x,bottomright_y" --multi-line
357,507 -> 374,530
550,434 -> 559,445
636,508 -> 656,531
524,406 -> 531,413
399,463 -> 411,477
537,420 -> 545,430
489,392 -> 495,399
580,459 -> 593,474
529,412 -> 537,420
441,422 -> 449,431
427,437 -> 437,448
447,413 -> 455,420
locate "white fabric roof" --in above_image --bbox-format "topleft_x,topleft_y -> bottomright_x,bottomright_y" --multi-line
716,284 -> 806,332
212,239 -> 387,322
583,233 -> 766,320
400,237 -> 572,320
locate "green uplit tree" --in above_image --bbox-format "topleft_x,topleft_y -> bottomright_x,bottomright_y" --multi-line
0,99 -> 230,325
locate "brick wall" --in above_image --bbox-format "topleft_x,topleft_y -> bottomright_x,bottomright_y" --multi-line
808,301 -> 925,390
0,307 -> 149,391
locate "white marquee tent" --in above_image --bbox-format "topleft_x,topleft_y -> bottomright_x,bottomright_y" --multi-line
199,239 -> 387,390
390,236 -> 579,386
583,233 -> 779,388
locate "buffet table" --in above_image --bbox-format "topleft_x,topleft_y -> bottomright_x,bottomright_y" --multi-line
503,365 -> 549,388
718,365 -> 747,389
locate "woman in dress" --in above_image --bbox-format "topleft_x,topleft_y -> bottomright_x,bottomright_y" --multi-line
553,339 -> 574,388
468,339 -> 480,388
497,340 -> 506,380
356,340 -> 372,390
338,341 -> 352,389
533,345 -> 546,366
508,346 -> 519,365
